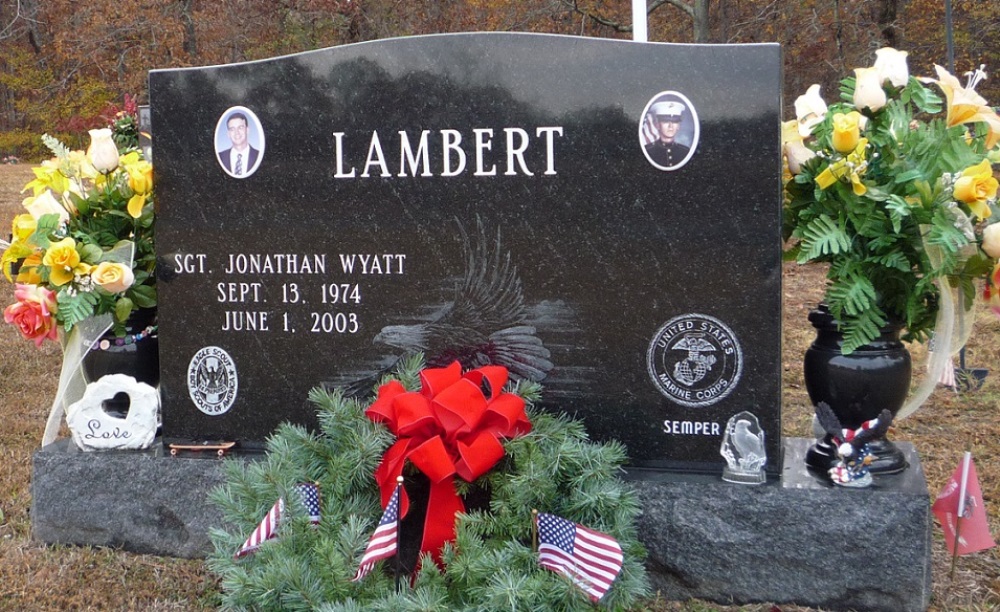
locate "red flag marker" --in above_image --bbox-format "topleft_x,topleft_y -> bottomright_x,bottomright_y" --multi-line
932,452 -> 995,557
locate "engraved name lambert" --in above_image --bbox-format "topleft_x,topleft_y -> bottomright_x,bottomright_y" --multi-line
333,127 -> 564,178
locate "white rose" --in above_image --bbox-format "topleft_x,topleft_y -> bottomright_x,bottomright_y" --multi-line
87,128 -> 120,173
24,190 -> 70,225
853,67 -> 887,112
794,84 -> 828,138
873,48 -> 909,88
781,121 -> 815,174
983,224 -> 1000,259
785,141 -> 817,175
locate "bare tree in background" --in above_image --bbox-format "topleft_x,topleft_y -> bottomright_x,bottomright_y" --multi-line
563,0 -> 711,42
873,0 -> 899,48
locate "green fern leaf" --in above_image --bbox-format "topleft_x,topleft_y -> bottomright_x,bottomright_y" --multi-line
925,212 -> 970,255
840,309 -> 888,354
873,252 -> 911,272
827,273 -> 877,316
798,215 -> 851,262
906,77 -> 942,114
884,195 -> 912,233
56,291 -> 99,332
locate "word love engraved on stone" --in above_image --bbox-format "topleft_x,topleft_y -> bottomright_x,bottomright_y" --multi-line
84,418 -> 132,440
66,374 -> 159,451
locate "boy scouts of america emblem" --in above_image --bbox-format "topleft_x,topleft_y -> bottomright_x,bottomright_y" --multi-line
187,346 -> 239,415
647,314 -> 743,408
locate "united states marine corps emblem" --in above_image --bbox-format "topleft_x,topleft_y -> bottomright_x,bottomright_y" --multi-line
187,346 -> 239,415
647,314 -> 743,408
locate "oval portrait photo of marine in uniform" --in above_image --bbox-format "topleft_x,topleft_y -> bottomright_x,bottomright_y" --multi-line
639,91 -> 699,171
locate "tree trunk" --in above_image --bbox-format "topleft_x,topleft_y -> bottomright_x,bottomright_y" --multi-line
181,0 -> 198,57
873,0 -> 899,48
20,0 -> 46,54
719,0 -> 729,42
693,0 -> 709,42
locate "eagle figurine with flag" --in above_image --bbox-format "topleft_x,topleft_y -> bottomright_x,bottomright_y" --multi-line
814,402 -> 893,487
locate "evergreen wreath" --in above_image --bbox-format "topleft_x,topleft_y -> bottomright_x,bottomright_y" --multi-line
208,354 -> 650,610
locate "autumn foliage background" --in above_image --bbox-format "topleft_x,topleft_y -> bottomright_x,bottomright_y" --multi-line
0,0 -> 998,160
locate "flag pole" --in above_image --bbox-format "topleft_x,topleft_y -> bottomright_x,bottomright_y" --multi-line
949,517 -> 962,581
531,509 -> 539,552
314,481 -> 321,517
395,475 -> 404,591
949,451 -> 972,580
632,0 -> 648,43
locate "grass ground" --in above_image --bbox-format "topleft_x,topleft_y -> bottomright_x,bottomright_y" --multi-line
1,163 -> 998,610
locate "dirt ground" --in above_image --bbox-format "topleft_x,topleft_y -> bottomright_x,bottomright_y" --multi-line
1,163 -> 998,610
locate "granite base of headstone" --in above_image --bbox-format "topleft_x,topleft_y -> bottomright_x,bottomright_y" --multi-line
626,438 -> 932,612
33,437 -> 931,611
31,438 -> 254,559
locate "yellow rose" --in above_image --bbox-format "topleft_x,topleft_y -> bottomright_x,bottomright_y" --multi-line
91,261 -> 135,293
14,253 -> 43,285
11,214 -> 36,242
982,224 -> 1000,259
119,151 -> 140,165
853,67 -> 887,112
87,128 -> 120,173
42,237 -> 84,286
953,159 -> 998,220
127,160 -> 153,195
831,112 -> 863,154
66,149 -> 99,181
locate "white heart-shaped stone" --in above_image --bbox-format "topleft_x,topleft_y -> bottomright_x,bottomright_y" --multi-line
66,374 -> 160,451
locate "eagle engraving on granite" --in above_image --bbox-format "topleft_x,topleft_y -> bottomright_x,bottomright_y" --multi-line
373,218 -> 553,383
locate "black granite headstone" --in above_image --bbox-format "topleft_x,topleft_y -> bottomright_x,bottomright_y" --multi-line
151,33 -> 782,474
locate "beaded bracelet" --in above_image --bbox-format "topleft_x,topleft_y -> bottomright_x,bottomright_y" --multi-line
91,325 -> 158,351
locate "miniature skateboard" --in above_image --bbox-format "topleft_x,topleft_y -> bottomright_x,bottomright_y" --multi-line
168,441 -> 236,457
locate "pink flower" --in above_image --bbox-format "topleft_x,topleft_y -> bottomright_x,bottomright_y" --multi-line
984,264 -> 1000,318
4,284 -> 59,347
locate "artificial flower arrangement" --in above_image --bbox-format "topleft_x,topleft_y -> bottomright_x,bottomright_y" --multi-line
1,111 -> 155,347
783,48 -> 1000,354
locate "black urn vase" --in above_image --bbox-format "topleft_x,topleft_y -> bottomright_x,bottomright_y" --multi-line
81,308 -> 159,417
803,305 -> 911,475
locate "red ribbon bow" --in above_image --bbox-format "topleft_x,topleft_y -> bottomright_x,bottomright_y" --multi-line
365,361 -> 532,564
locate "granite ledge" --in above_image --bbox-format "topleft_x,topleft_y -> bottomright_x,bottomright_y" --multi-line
32,437 -> 931,611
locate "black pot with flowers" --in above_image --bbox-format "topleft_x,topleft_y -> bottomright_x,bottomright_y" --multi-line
2,102 -> 157,397
782,49 -> 1000,474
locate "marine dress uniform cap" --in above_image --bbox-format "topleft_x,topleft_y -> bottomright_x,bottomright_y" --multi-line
652,101 -> 685,121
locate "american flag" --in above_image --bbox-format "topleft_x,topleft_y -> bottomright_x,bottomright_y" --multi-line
536,512 -> 624,602
234,483 -> 321,559
351,485 -> 401,581
296,482 -> 322,523
641,112 -> 658,146
838,414 -> 882,444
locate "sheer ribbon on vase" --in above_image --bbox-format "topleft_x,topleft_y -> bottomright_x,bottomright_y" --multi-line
42,241 -> 137,445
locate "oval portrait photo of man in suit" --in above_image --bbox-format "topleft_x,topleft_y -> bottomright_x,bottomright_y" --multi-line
215,106 -> 265,179
639,91 -> 699,171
